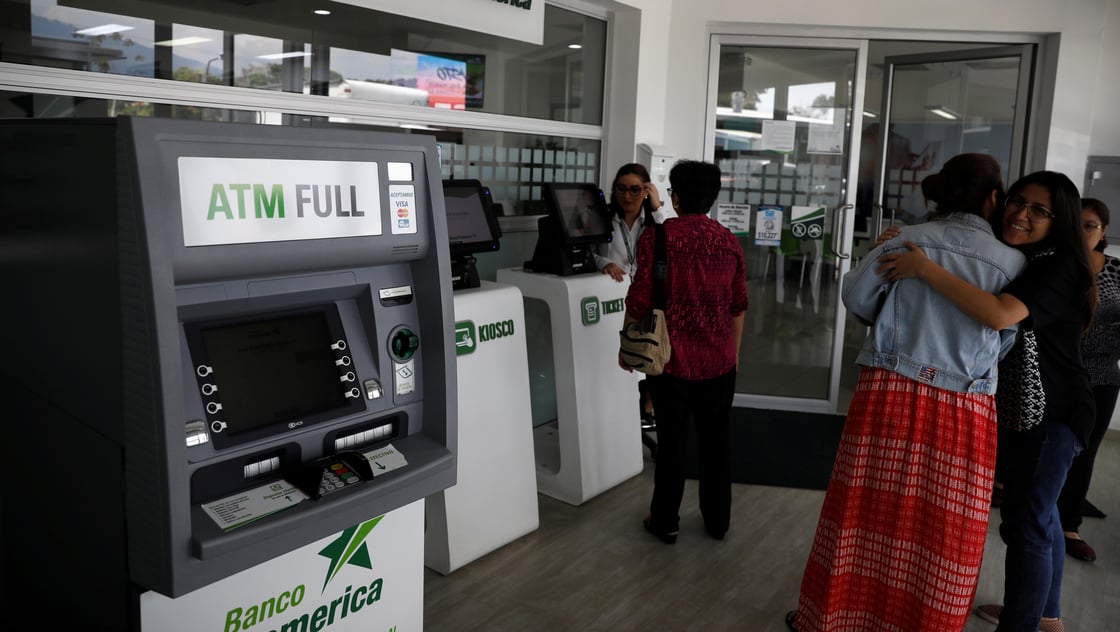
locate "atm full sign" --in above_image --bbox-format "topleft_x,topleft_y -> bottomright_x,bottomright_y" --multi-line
178,157 -> 388,246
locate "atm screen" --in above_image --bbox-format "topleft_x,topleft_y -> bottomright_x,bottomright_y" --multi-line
188,308 -> 362,444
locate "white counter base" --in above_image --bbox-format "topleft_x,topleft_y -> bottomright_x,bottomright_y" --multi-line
425,282 -> 539,574
496,268 -> 644,506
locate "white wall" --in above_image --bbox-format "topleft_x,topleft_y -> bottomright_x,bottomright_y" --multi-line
604,0 -> 1120,186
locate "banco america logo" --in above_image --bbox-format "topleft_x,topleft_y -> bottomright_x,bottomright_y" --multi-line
317,516 -> 382,593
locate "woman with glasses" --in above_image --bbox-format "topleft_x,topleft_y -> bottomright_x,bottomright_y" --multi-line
595,163 -> 672,282
788,154 -> 1026,632
879,171 -> 1097,632
1057,197 -> 1117,564
596,163 -> 674,432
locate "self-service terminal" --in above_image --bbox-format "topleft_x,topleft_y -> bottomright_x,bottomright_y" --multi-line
0,117 -> 456,628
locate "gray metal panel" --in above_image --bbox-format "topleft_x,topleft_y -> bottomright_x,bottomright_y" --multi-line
1,117 -> 458,610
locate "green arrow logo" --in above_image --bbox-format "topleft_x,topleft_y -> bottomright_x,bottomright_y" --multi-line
317,516 -> 381,593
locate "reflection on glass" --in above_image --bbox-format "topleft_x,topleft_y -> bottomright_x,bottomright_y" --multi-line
714,45 -> 857,401
15,1 -> 606,124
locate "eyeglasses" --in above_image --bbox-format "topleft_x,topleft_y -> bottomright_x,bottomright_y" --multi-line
614,184 -> 643,195
667,188 -> 674,195
1084,222 -> 1103,232
1006,195 -> 1054,221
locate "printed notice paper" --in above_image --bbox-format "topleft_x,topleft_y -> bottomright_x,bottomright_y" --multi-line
714,203 -> 751,235
202,481 -> 309,531
754,206 -> 783,246
761,120 -> 796,152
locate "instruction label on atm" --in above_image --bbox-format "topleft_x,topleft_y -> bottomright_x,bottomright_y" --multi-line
178,157 -> 383,246
362,443 -> 409,476
394,359 -> 416,395
201,481 -> 309,531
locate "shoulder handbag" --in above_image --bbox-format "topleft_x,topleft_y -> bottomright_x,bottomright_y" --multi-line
619,223 -> 672,375
996,248 -> 1056,432
996,328 -> 1046,431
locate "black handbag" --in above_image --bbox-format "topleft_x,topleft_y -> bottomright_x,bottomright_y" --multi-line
995,248 -> 1054,432
996,327 -> 1046,431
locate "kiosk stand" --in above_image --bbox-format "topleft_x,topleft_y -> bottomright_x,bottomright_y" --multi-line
426,282 -> 539,574
496,268 -> 644,505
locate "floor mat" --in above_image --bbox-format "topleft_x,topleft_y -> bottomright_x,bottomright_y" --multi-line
684,407 -> 844,490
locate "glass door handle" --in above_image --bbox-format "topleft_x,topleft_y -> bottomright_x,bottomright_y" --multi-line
831,204 -> 853,260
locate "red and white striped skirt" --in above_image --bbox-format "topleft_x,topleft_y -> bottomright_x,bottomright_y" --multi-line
794,367 -> 998,632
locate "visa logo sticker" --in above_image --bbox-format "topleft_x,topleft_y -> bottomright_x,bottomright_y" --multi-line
389,185 -> 417,235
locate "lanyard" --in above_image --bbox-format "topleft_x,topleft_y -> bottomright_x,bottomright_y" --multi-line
618,217 -> 636,266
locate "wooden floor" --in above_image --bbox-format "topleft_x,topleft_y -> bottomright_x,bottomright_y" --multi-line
423,433 -> 1120,631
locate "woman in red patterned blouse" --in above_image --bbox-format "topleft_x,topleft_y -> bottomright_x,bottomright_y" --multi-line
622,159 -> 748,544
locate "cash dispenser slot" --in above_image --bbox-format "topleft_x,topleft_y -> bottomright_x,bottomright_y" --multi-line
190,444 -> 301,505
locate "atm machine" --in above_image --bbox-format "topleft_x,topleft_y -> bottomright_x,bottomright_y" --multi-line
0,117 -> 456,629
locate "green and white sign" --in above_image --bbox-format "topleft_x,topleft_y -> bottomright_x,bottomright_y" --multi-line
455,318 -> 516,356
580,296 -> 600,326
790,205 -> 826,240
178,157 -> 384,247
454,320 -> 477,356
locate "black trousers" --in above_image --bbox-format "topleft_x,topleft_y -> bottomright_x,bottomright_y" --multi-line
1057,383 -> 1119,532
646,369 -> 736,533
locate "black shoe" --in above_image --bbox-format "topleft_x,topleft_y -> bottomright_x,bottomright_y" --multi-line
1083,499 -> 1107,519
991,484 -> 1003,507
643,517 -> 678,544
1065,535 -> 1097,562
705,523 -> 727,540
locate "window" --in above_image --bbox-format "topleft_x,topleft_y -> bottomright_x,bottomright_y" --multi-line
3,1 -> 608,217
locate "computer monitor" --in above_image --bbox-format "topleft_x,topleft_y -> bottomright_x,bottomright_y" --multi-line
544,182 -> 612,246
442,179 -> 502,289
526,183 -> 612,276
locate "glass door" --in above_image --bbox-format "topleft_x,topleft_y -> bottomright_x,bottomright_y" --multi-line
868,45 -> 1034,233
705,36 -> 867,414
836,45 -> 1035,412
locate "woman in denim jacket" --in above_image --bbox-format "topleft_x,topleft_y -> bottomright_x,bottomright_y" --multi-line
881,170 -> 1096,632
789,154 -> 1026,632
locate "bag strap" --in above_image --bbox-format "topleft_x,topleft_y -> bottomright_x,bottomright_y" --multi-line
653,223 -> 667,309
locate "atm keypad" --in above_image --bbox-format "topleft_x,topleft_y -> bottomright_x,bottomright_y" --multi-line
318,461 -> 361,496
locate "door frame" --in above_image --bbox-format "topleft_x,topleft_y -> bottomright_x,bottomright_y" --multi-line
871,44 -> 1036,231
704,34 -> 868,414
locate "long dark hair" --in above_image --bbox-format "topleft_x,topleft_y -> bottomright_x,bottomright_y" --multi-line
1008,170 -> 1097,328
921,153 -> 1004,219
608,163 -> 656,226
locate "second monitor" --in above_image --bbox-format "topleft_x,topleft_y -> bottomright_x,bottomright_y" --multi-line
526,183 -> 612,276
442,178 -> 502,290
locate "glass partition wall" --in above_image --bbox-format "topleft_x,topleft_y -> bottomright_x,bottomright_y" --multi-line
0,0 -> 608,217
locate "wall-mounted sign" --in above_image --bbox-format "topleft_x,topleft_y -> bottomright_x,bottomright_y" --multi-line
335,0 -> 543,45
790,205 -> 826,240
754,205 -> 783,246
178,157 -> 383,247
715,203 -> 751,235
